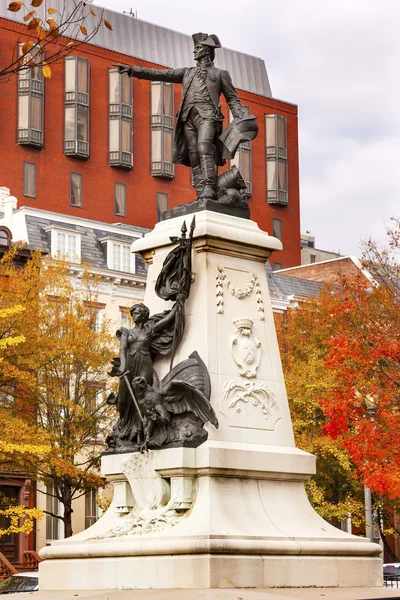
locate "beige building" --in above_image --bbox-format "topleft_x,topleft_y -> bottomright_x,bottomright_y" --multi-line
0,188 -> 147,554
301,232 -> 341,265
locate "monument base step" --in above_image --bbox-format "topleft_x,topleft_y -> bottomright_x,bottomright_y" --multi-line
39,554 -> 382,590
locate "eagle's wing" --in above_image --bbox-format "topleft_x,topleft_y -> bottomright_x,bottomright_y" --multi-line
160,351 -> 211,400
163,380 -> 218,429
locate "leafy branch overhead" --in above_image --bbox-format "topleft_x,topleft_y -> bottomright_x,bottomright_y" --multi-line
3,0 -> 112,79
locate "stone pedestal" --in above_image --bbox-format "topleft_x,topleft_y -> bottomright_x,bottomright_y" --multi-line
39,212 -> 382,590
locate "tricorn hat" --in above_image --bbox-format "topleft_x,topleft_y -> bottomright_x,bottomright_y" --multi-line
192,32 -> 221,49
219,115 -> 259,160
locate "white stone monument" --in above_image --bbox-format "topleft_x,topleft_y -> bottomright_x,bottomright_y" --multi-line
39,211 -> 382,590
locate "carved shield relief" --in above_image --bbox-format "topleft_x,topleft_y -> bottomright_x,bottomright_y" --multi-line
232,318 -> 261,378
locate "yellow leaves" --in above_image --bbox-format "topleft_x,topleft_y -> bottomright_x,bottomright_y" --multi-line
47,6 -> 56,14
0,305 -> 25,319
0,506 -> 43,536
103,18 -> 112,30
42,61 -> 51,79
7,1 -> 22,12
31,0 -> 44,6
0,440 -> 50,456
0,335 -> 26,349
79,24 -> 87,35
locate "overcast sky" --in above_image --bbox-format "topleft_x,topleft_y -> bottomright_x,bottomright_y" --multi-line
98,0 -> 399,257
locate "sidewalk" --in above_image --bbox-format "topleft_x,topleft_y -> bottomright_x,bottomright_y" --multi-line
14,588 -> 400,600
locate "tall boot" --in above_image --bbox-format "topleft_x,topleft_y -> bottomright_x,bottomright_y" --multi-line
191,165 -> 204,198
198,142 -> 217,200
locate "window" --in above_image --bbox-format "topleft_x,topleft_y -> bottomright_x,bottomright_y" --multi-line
114,183 -> 126,217
265,115 -> 288,206
151,82 -> 174,179
70,173 -> 82,207
230,106 -> 252,195
46,485 -> 63,542
100,237 -> 136,273
112,242 -> 131,272
109,70 -> 133,169
310,254 -> 316,264
0,227 -> 11,247
17,45 -> 44,147
85,489 -> 99,529
272,262 -> 283,271
55,232 -> 79,261
46,226 -> 81,263
156,192 -> 168,221
84,386 -> 102,412
94,308 -> 104,333
272,218 -> 282,242
120,307 -> 131,328
64,57 -> 90,158
23,162 -> 36,198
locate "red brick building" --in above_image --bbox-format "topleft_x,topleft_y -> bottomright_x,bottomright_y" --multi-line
0,3 -> 300,269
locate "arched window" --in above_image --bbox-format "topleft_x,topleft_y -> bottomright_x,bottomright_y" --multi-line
0,227 -> 12,246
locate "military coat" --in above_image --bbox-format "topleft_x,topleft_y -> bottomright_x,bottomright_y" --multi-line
131,65 -> 244,166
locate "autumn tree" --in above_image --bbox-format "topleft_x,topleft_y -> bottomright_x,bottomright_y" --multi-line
276,295 -> 365,528
1,0 -> 112,80
320,219 -> 400,497
0,246 -> 116,537
0,302 -> 46,538
277,217 -> 400,550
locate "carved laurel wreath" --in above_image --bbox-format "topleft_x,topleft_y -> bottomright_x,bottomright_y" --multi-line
216,266 -> 265,320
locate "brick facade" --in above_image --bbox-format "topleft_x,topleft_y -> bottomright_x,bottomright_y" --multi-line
278,257 -> 367,285
0,17 -> 301,268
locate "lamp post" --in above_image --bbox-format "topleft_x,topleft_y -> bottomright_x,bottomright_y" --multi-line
362,393 -> 382,546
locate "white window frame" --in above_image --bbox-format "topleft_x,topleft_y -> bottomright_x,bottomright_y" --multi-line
46,484 -> 64,543
84,488 -> 101,529
99,237 -> 136,274
45,226 -> 82,264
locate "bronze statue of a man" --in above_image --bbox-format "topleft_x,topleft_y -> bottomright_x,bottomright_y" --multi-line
117,32 -> 248,201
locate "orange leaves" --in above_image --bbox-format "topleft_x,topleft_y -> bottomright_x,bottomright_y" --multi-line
21,39 -> 33,55
36,25 -> 46,40
27,16 -> 40,29
47,6 -> 56,13
23,9 -> 36,21
89,7 -> 96,16
103,18 -> 112,30
79,24 -> 87,35
31,0 -> 44,6
7,1 -> 22,11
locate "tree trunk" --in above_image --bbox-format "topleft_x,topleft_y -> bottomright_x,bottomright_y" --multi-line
61,485 -> 74,538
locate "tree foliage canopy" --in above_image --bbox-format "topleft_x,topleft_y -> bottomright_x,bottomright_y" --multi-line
0,247 -> 116,537
277,217 -> 400,526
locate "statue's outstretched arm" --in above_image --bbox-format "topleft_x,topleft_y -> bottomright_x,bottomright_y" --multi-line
153,297 -> 185,334
115,64 -> 186,84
